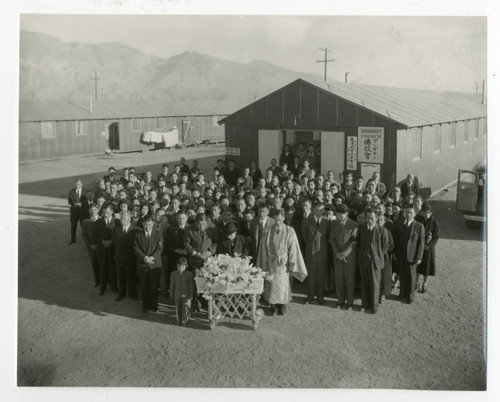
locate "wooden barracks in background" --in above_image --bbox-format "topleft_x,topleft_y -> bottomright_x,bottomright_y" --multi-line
19,98 -> 243,162
221,78 -> 487,196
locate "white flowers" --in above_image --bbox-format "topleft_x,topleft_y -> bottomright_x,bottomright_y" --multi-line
195,254 -> 272,291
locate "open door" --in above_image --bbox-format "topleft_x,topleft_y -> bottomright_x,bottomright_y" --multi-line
258,129 -> 282,170
321,131 -> 345,182
108,122 -> 120,150
456,169 -> 479,212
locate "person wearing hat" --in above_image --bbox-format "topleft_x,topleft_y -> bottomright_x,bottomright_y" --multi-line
216,222 -> 248,257
415,203 -> 439,293
329,204 -> 358,310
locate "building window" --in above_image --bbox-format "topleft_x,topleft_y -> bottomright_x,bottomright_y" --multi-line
132,118 -> 142,131
155,117 -> 165,130
412,127 -> 422,159
433,124 -> 441,153
75,120 -> 88,136
463,120 -> 469,143
41,121 -> 56,139
450,122 -> 457,148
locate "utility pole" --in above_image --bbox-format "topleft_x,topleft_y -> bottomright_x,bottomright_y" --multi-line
316,47 -> 335,82
91,70 -> 100,100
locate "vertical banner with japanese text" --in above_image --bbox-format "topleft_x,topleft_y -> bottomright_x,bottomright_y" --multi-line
346,136 -> 358,170
358,127 -> 384,164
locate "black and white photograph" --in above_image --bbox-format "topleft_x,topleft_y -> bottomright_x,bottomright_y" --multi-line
2,0 -> 498,400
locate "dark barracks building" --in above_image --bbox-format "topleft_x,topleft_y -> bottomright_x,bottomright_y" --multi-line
220,78 -> 486,196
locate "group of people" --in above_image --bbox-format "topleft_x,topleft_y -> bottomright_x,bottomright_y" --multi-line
68,146 -> 439,325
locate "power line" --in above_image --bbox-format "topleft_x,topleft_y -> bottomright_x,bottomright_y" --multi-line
316,47 -> 335,82
91,70 -> 100,100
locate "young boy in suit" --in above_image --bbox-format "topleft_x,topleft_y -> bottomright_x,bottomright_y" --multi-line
170,257 -> 194,326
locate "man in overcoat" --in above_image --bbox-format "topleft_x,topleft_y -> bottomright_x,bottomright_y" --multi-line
134,214 -> 163,312
302,202 -> 330,305
357,207 -> 390,313
329,204 -> 358,309
394,204 -> 425,304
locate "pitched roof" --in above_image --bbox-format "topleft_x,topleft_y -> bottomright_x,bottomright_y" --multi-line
221,78 -> 487,128
19,98 -> 246,122
309,78 -> 486,128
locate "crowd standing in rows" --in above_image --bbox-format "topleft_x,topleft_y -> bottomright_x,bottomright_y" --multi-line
68,145 -> 439,325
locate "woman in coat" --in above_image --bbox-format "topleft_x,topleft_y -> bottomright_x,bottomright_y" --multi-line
415,203 -> 439,293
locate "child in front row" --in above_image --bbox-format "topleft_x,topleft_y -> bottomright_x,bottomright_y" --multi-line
170,257 -> 194,326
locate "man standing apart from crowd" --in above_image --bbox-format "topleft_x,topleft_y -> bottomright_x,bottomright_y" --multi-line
329,204 -> 358,310
357,208 -> 389,314
134,215 -> 163,313
394,204 -> 425,304
257,209 -> 307,315
68,179 -> 85,245
302,202 -> 330,305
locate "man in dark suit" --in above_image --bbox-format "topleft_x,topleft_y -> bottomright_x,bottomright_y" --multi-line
217,222 -> 248,257
112,211 -> 140,301
307,144 -> 320,173
401,174 -> 420,198
185,213 -> 218,271
249,162 -> 262,189
329,204 -> 358,309
249,203 -> 275,264
224,159 -> 240,187
81,204 -> 101,288
216,208 -> 235,240
95,203 -> 120,295
394,204 -> 425,304
302,202 -> 330,305
80,190 -> 95,222
68,179 -> 85,244
165,210 -> 189,293
357,207 -> 390,313
134,214 -> 163,313
279,144 -> 295,168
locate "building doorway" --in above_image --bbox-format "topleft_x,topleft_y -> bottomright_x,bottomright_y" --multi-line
108,122 -> 120,150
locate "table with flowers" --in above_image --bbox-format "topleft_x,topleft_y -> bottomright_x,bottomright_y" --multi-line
195,254 -> 271,330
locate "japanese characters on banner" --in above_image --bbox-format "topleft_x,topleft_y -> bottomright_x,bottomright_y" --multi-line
346,136 -> 358,170
225,147 -> 240,156
358,127 -> 384,163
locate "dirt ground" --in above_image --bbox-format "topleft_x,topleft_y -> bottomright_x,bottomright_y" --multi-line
17,149 -> 486,389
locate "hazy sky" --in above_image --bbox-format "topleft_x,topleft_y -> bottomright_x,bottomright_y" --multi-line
20,15 -> 486,93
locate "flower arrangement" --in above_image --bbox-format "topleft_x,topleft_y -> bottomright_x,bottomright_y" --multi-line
195,254 -> 272,293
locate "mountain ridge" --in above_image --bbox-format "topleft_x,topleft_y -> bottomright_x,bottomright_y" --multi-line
19,30 -> 324,102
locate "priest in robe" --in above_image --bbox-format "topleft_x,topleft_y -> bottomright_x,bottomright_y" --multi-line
257,209 -> 308,316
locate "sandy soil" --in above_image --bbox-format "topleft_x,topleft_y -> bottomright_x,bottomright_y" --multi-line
17,151 -> 486,388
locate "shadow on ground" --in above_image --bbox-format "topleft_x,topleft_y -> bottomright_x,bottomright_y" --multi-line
18,154 -> 222,198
